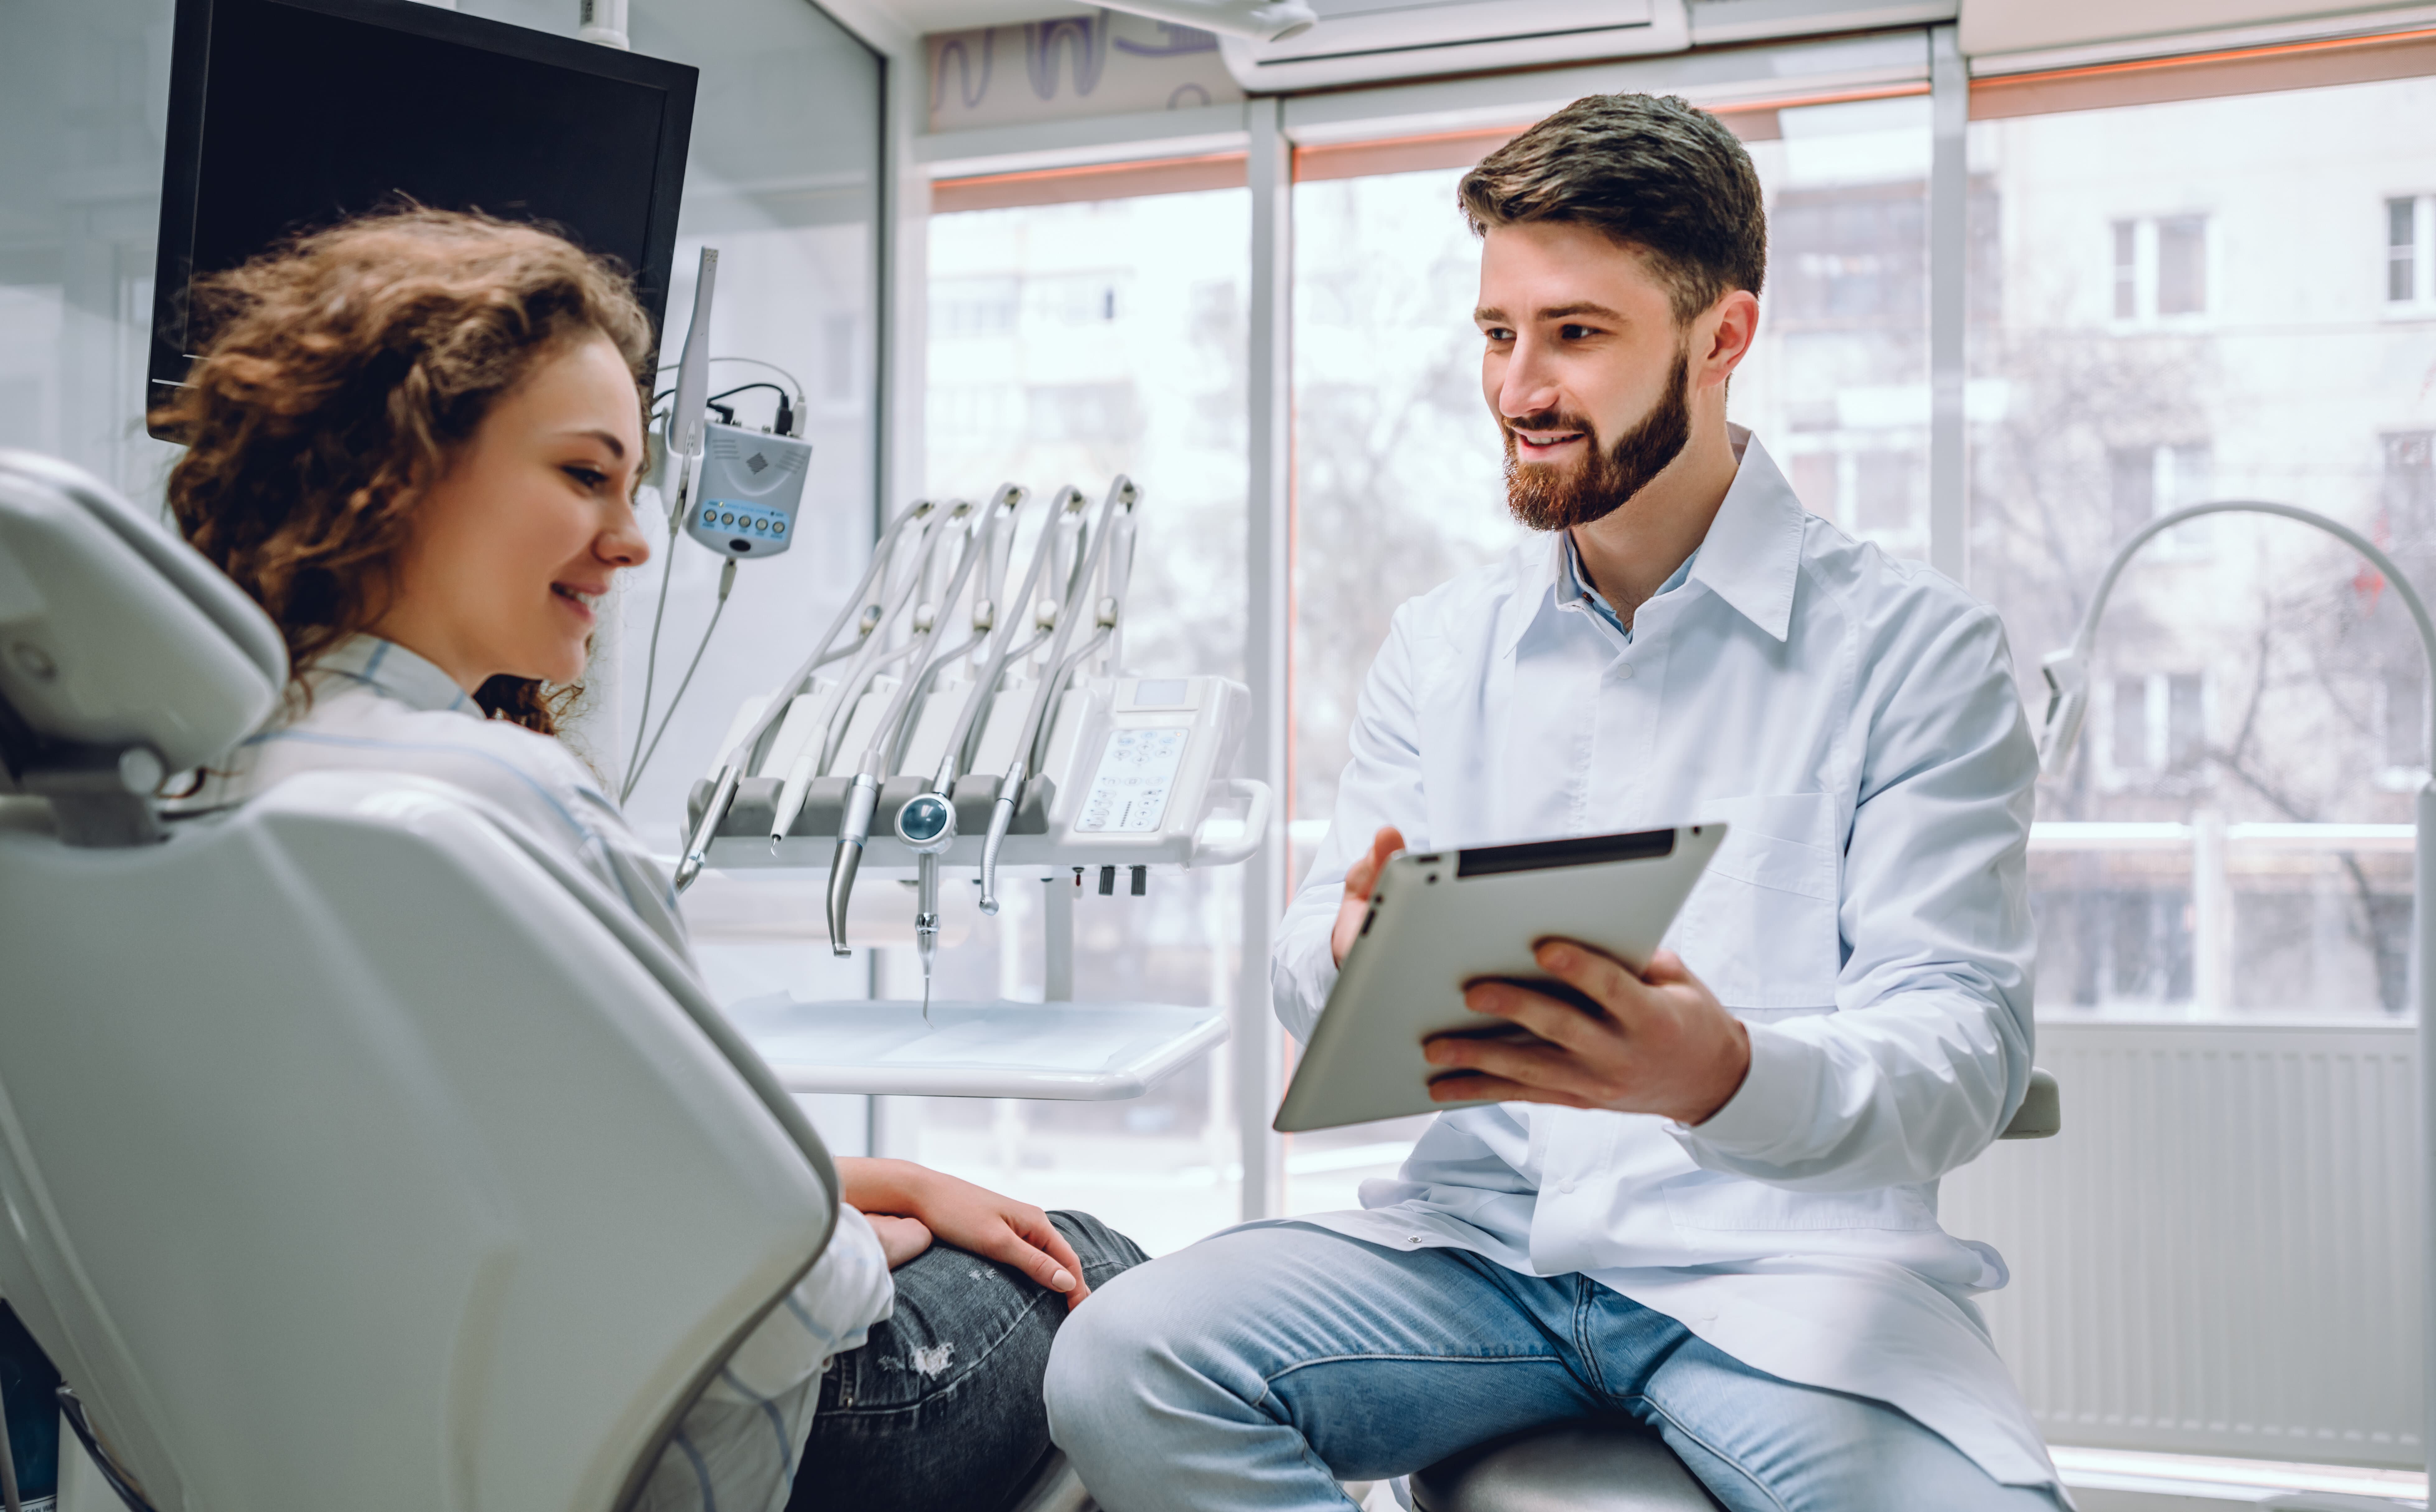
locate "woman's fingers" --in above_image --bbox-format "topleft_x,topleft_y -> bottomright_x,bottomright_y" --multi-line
1011,1207 -> 1093,1308
964,1210 -> 1084,1303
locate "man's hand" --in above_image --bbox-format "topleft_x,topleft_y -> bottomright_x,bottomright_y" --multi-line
1331,825 -> 1407,968
838,1157 -> 1092,1307
1422,941 -> 1751,1125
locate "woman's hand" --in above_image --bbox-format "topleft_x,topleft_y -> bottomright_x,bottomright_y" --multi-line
1331,826 -> 1406,967
865,1213 -> 933,1269
837,1158 -> 1091,1308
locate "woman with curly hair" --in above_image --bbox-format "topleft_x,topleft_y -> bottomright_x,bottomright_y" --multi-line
157,207 -> 1145,1512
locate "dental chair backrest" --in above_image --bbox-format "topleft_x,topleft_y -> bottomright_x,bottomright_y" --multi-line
0,452 -> 839,1512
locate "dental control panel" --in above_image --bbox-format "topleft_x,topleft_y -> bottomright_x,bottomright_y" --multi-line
682,421 -> 812,560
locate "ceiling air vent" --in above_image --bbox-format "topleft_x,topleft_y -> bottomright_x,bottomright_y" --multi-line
1220,0 -> 1688,90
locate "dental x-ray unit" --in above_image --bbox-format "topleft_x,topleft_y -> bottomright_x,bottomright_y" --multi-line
678,476 -> 1269,1100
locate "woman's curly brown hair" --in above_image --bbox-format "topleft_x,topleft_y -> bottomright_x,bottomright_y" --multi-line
152,207 -> 657,734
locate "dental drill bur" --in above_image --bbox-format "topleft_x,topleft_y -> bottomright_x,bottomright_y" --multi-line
894,789 -> 956,1022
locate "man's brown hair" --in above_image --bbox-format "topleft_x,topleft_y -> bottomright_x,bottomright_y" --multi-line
152,207 -> 656,735
1458,93 -> 1767,324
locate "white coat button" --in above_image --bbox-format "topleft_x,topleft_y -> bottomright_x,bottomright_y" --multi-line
1559,1178 -> 1577,1194
1615,663 -> 1635,681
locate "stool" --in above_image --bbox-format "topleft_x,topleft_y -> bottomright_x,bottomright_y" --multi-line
1411,1417 -> 1723,1512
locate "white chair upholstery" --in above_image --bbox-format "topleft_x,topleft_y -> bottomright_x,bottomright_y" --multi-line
1412,1418 -> 1723,1512
0,452 -> 840,1512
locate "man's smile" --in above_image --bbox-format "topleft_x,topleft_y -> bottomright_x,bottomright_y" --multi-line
1509,425 -> 1588,457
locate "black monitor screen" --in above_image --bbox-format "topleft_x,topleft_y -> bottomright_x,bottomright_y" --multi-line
149,0 -> 697,435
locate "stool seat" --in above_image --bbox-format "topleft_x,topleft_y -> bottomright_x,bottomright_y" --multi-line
1412,1417 -> 1723,1512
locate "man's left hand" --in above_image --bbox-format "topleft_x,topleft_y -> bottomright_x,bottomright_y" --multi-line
1422,941 -> 1751,1125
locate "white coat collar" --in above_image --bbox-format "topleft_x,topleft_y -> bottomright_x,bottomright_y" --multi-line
1502,426 -> 1805,656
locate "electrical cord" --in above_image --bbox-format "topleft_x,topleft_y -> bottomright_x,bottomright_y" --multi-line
622,556 -> 739,804
624,508 -> 685,793
56,1387 -> 157,1512
651,357 -> 807,435
0,1393 -> 20,1512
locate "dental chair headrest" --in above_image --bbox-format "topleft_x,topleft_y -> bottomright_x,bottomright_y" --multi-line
0,451 -> 287,837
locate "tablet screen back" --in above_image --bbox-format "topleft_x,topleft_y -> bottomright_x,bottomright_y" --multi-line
1274,823 -> 1726,1133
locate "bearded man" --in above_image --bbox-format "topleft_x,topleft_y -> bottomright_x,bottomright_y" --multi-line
1042,93 -> 2060,1512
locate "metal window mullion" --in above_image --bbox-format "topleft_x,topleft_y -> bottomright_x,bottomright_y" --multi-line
1928,22 -> 1969,584
1237,96 -> 1291,1222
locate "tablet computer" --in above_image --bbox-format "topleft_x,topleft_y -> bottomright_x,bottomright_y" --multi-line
1273,823 -> 1727,1133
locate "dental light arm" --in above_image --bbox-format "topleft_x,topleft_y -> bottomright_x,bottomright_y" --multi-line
827,504 -> 994,957
980,477 -> 1137,915
2037,498 -> 2436,1482
2036,501 -> 2436,775
675,498 -> 933,892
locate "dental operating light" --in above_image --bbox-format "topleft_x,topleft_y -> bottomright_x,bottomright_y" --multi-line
2038,498 -> 2436,1491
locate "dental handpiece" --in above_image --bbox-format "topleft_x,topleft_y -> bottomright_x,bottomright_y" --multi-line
980,476 -> 1137,914
676,498 -> 931,892
774,509 -> 943,852
826,506 -> 991,955
964,488 -> 1087,913
895,789 -> 956,1022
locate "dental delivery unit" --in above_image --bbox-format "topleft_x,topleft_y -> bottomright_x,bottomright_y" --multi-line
675,475 -> 1271,1101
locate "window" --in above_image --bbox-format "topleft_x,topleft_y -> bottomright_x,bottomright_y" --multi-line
1973,71 -> 2435,1018
914,187 -> 1251,1255
2099,672 -> 2208,779
2389,194 -> 2433,305
2110,214 -> 2211,321
2109,441 -> 2214,550
1026,381 -> 1139,443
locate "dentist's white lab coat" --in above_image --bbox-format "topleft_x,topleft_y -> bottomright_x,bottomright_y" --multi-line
1272,428 -> 2055,1491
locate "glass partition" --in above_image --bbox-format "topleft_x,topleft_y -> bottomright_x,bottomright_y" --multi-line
1966,71 -> 2436,1018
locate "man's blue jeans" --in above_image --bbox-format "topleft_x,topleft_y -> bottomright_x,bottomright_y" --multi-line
1044,1223 -> 2062,1512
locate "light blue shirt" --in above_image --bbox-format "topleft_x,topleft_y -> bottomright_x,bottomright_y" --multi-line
1272,429 -> 2052,1491
1556,531 -> 1695,645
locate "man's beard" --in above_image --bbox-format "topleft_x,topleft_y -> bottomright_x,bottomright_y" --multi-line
1501,347 -> 1693,533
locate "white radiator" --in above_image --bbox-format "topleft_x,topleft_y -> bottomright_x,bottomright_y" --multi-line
1939,1019 -> 2422,1468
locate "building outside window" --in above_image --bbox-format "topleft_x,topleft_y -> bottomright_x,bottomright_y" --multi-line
1971,68 -> 2436,1018
2390,194 -> 2432,305
2111,213 -> 2211,321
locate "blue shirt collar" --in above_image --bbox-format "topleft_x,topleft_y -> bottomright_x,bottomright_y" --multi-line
1557,532 -> 1695,644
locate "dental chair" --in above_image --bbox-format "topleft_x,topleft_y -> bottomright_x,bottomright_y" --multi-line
1408,1068 -> 2064,1512
0,450 -> 845,1512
